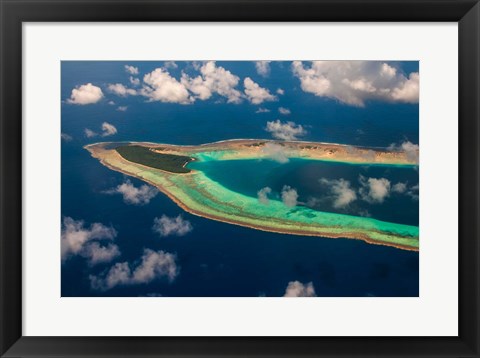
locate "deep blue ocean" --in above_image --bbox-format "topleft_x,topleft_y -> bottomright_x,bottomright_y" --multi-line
61,61 -> 419,297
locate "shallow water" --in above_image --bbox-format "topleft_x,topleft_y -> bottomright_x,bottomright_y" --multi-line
189,158 -> 419,226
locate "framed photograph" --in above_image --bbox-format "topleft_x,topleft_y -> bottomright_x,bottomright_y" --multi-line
1,0 -> 479,357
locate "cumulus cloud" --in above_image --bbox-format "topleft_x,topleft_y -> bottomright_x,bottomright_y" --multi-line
255,61 -> 271,77
265,120 -> 307,141
407,184 -> 419,200
291,61 -> 419,106
82,242 -> 121,266
101,122 -> 117,137
61,133 -> 73,142
359,176 -> 391,203
345,145 -> 377,162
256,108 -> 271,113
281,185 -> 298,207
181,61 -> 243,103
108,83 -> 137,97
190,61 -> 202,70
84,128 -> 97,138
104,180 -> 158,205
67,83 -> 104,105
283,281 -> 317,297
116,106 -> 128,112
152,215 -> 193,237
276,88 -> 285,95
90,249 -> 178,291
278,107 -> 291,115
261,142 -> 289,163
61,217 -> 119,266
257,187 -> 272,205
108,100 -> 115,105
244,77 -> 276,104
85,123 -> 117,138
320,178 -> 357,208
392,182 -> 407,194
391,72 -> 419,103
124,65 -> 139,75
129,77 -> 140,86
389,140 -> 419,163
164,61 -> 178,69
142,68 -> 192,104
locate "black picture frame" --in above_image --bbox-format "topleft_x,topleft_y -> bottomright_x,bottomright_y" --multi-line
1,0 -> 479,357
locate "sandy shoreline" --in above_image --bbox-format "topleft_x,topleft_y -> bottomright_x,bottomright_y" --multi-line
84,140 -> 419,251
86,138 -> 418,166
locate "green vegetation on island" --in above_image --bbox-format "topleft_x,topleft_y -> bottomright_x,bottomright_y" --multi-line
116,145 -> 193,173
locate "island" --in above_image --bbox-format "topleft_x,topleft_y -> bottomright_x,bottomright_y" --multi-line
85,139 -> 419,251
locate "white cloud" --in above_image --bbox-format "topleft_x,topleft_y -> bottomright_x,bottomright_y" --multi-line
101,122 -> 117,137
85,123 -> 117,138
359,176 -> 391,203
407,183 -> 419,200
281,185 -> 298,207
291,61 -> 419,106
90,249 -> 178,291
104,180 -> 158,205
82,242 -> 121,266
265,120 -> 307,141
108,83 -> 137,97
131,249 -> 178,283
91,262 -> 130,290
345,146 -> 376,162
257,187 -> 272,205
164,61 -> 178,69
152,215 -> 193,237
181,61 -> 243,103
388,140 -> 419,163
129,77 -> 140,86
391,72 -> 419,103
276,88 -> 285,95
278,107 -> 291,115
142,68 -> 192,104
256,108 -> 271,113
124,65 -> 139,75
116,106 -> 128,112
61,133 -> 73,142
380,62 -> 397,77
84,128 -> 97,138
284,281 -> 317,297
191,61 -> 202,70
319,178 -> 357,208
391,182 -> 419,199
244,77 -> 276,104
181,73 -> 212,101
261,142 -> 289,163
108,100 -> 115,105
392,182 -> 407,194
182,61 -> 242,103
61,217 -> 119,266
255,61 -> 271,77
67,83 -> 104,105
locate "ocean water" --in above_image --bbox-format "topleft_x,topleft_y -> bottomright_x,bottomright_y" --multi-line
61,61 -> 419,297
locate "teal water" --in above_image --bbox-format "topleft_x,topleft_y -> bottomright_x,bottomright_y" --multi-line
189,158 -> 419,226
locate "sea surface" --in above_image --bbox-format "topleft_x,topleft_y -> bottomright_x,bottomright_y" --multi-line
61,61 -> 419,297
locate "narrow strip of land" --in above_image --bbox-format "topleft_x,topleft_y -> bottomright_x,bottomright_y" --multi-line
85,140 -> 419,251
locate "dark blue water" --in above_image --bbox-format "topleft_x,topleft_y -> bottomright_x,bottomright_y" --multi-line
61,61 -> 419,297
